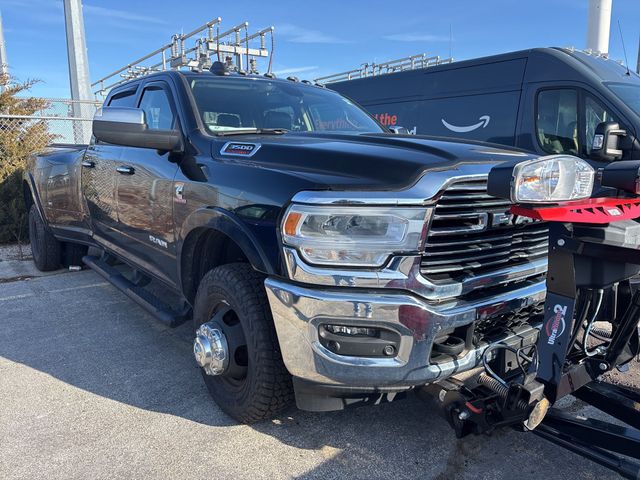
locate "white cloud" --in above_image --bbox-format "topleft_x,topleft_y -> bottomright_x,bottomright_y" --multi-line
277,24 -> 350,44
384,33 -> 450,42
273,65 -> 319,76
1,1 -> 166,28
83,5 -> 167,25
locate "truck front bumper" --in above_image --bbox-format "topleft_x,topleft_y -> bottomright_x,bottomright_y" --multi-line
265,276 -> 545,389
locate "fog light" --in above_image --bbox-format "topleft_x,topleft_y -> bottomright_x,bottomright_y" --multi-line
319,324 -> 401,358
324,325 -> 377,337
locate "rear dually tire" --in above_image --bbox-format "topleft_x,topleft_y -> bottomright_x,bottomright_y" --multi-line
28,204 -> 62,272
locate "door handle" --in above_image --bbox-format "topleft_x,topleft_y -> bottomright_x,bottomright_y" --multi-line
116,166 -> 135,175
81,160 -> 95,168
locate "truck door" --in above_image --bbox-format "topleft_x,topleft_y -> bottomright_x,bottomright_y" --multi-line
81,89 -> 137,244
113,81 -> 179,285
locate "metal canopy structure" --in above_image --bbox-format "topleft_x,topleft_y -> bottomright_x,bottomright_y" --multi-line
92,17 -> 275,97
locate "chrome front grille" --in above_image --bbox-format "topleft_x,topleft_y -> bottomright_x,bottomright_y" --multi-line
422,179 -> 549,290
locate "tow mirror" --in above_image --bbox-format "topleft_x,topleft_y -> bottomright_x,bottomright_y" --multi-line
388,126 -> 409,135
590,121 -> 626,161
93,107 -> 182,152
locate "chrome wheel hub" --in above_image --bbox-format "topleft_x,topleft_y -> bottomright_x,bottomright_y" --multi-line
194,322 -> 229,376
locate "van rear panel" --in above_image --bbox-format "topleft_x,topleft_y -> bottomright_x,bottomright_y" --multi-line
363,91 -> 521,144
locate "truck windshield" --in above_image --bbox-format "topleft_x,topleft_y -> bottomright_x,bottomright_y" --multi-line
188,77 -> 383,134
608,83 -> 640,117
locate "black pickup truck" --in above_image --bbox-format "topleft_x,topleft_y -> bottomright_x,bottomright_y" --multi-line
24,65 -> 548,423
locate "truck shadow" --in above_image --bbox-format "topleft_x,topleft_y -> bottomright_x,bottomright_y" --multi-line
0,270 -> 629,479
0,271 -> 234,427
0,270 -> 477,477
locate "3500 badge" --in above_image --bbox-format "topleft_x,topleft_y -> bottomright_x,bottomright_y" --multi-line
220,142 -> 261,157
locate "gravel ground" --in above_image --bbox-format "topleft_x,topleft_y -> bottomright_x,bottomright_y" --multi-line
0,256 -> 637,480
0,243 -> 32,262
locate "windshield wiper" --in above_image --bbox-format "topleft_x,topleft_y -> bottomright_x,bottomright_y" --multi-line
215,128 -> 288,137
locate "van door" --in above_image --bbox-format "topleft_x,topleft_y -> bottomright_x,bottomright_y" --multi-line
534,88 -> 580,156
520,85 -> 629,159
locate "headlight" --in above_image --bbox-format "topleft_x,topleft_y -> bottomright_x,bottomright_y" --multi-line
489,155 -> 595,204
282,204 -> 429,267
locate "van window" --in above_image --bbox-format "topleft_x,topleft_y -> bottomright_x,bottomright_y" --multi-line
585,95 -> 618,153
608,84 -> 640,117
536,89 -> 578,155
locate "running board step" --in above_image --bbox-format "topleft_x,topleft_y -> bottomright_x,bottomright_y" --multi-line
82,255 -> 190,327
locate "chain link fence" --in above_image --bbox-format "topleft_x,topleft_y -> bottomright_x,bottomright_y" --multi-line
0,98 -> 102,149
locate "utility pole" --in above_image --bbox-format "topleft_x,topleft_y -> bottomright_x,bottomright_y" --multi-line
63,0 -> 92,143
586,0 -> 613,55
0,10 -> 8,77
636,35 -> 640,74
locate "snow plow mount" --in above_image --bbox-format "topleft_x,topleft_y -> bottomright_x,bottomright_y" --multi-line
429,159 -> 640,479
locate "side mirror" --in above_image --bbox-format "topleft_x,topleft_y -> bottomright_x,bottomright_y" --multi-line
388,126 -> 409,135
93,107 -> 182,152
590,121 -> 627,161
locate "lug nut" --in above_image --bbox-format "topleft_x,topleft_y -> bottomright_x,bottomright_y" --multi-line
383,345 -> 396,356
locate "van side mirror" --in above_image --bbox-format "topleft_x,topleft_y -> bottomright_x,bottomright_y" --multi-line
93,107 -> 182,152
388,126 -> 409,135
590,121 -> 627,161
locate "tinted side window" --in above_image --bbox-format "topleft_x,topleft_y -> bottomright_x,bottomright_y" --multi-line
537,89 -> 578,155
585,95 -> 618,153
108,90 -> 137,107
138,87 -> 175,130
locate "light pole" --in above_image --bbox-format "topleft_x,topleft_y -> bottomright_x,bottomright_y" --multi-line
586,0 -> 613,55
0,10 -> 8,77
63,0 -> 92,143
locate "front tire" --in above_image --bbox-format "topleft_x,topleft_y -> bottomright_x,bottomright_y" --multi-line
193,263 -> 293,423
28,204 -> 61,272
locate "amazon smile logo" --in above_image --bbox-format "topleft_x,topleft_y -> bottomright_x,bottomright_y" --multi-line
441,115 -> 491,133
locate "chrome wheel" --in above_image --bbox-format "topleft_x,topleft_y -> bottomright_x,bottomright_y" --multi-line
194,302 -> 248,380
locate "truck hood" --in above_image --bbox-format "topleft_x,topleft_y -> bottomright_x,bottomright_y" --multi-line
211,132 -> 535,190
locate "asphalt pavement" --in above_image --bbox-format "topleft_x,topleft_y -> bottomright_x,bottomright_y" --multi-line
0,260 -> 635,480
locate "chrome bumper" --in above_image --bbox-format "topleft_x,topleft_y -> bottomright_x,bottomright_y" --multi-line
265,276 -> 545,388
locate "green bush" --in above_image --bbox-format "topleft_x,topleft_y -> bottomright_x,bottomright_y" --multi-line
0,74 -> 52,244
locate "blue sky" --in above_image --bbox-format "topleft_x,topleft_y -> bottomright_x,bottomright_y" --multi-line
2,0 -> 640,99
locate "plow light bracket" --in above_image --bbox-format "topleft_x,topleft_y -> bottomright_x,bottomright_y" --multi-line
601,160 -> 640,195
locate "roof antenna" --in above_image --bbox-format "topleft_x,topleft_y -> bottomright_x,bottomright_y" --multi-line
617,20 -> 631,76
449,24 -> 452,59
